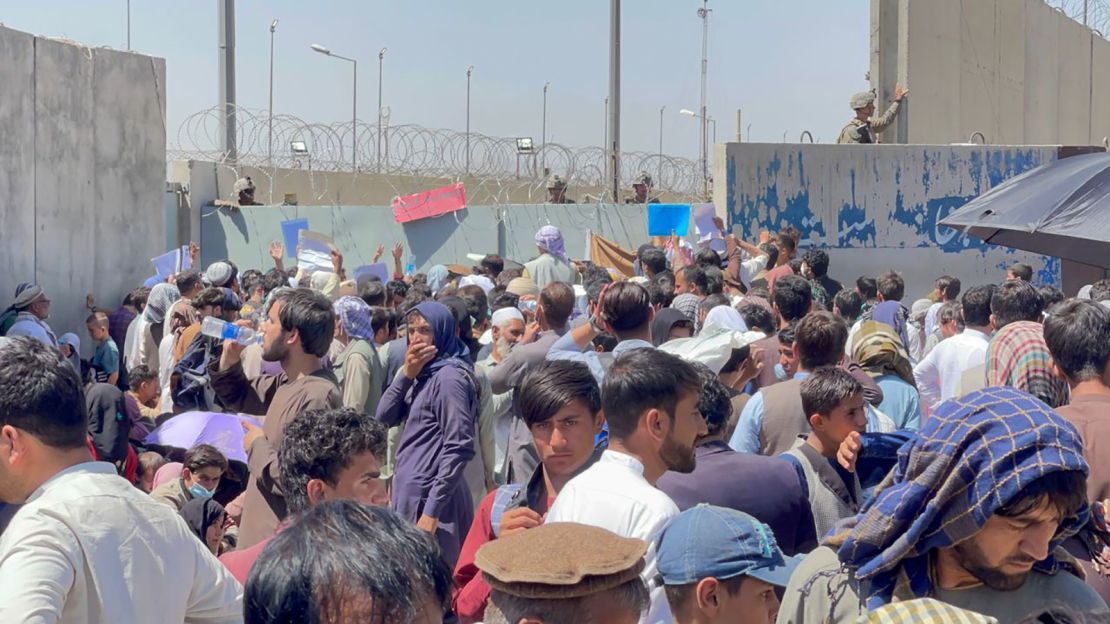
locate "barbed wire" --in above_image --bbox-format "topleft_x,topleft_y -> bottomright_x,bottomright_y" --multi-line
167,105 -> 705,197
1046,0 -> 1110,36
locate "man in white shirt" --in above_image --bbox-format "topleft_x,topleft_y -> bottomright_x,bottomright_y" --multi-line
913,284 -> 995,410
0,337 -> 242,623
547,348 -> 707,624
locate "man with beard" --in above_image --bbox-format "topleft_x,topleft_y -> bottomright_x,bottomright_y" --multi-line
546,348 -> 706,624
476,307 -> 526,480
778,386 -> 1105,623
210,288 -> 341,549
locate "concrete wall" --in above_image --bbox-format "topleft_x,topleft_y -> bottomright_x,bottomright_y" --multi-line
870,0 -> 1110,146
713,142 -> 1071,299
0,26 -> 166,349
200,203 -> 681,276
171,159 -> 688,247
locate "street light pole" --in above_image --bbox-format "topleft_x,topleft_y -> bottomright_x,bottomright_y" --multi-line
603,96 -> 609,201
268,19 -> 278,170
378,48 -> 386,173
466,65 -> 473,176
697,1 -> 711,198
310,44 -> 358,171
609,0 -> 621,202
542,82 -> 549,175
658,105 -> 665,189
126,0 -> 131,50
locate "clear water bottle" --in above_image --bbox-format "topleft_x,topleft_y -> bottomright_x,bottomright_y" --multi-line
201,316 -> 260,345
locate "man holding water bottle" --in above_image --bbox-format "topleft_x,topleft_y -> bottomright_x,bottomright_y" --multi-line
209,288 -> 341,549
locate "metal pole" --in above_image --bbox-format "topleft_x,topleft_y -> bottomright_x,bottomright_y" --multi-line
466,66 -> 472,176
378,48 -> 386,173
658,105 -> 665,189
127,0 -> 131,50
603,97 -> 608,201
736,108 -> 742,142
608,0 -> 621,202
268,20 -> 277,169
218,0 -> 237,163
542,82 -> 549,175
352,58 -> 358,172
698,1 -> 710,198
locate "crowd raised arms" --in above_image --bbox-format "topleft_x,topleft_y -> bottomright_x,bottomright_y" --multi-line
1,218 -> 1109,623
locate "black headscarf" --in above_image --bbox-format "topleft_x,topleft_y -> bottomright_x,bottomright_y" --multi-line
651,308 -> 693,346
180,497 -> 226,551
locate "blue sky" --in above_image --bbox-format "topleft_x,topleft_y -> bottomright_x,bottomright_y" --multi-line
0,0 -> 870,157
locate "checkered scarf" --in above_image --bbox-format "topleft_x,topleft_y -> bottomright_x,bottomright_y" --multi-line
829,386 -> 1089,609
333,296 -> 375,342
985,321 -> 1069,408
851,321 -> 916,387
670,293 -> 701,325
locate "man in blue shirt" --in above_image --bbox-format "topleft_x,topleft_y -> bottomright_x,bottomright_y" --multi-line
547,282 -> 656,385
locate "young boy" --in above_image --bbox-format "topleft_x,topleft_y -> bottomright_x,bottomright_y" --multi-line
782,366 -> 867,538
86,311 -> 120,387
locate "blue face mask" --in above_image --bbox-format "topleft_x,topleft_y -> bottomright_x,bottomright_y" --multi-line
189,483 -> 215,499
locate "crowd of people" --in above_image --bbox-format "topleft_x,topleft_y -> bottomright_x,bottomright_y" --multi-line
0,216 -> 1109,623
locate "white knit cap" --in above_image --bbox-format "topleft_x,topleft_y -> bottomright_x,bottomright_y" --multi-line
491,307 -> 525,328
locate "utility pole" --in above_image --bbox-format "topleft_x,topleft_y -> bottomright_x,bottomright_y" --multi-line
378,48 -> 386,173
218,0 -> 237,163
697,0 -> 711,198
608,0 -> 621,202
268,19 -> 278,169
466,66 -> 473,176
658,105 -> 665,188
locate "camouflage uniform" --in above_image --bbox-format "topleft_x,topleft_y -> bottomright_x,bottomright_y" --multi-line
837,92 -> 903,144
545,175 -> 576,204
624,171 -> 661,204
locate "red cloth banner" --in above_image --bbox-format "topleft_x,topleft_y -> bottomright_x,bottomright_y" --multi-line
392,183 -> 467,223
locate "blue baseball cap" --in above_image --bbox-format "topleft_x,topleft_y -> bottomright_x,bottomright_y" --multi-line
655,504 -> 801,588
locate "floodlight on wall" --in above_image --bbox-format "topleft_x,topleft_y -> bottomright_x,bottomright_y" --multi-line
290,140 -> 309,154
516,137 -> 534,153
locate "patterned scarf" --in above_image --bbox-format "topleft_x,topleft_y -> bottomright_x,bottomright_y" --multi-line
985,321 -> 1069,408
851,321 -> 916,387
829,386 -> 1089,609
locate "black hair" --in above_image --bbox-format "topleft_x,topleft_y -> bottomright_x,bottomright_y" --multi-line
680,266 -> 708,295
877,271 -> 905,302
262,269 -> 288,297
184,443 -> 229,473
193,287 -> 226,312
274,288 -> 336,357
240,270 -> 264,298
278,407 -> 388,514
961,284 -> 996,328
746,285 -> 770,301
399,289 -> 431,317
832,289 -> 863,323
1037,285 -> 1065,312
776,232 -> 797,254
496,268 -> 522,287
759,242 -> 779,268
652,272 -> 676,308
517,360 -> 601,428
457,285 -> 489,327
802,248 -> 830,278
739,302 -> 776,335
641,248 -> 668,276
694,248 -> 722,270
795,311 -> 848,370
856,276 -> 878,300
600,282 -> 652,334
778,321 -> 799,347
788,258 -> 804,275
997,470 -> 1087,522
244,501 -> 453,624
127,286 -> 151,310
936,275 -> 962,301
693,363 -> 732,436
385,280 -> 409,303
773,275 -> 813,323
540,282 -> 576,329
176,270 -> 203,295
127,364 -> 158,392
939,300 -> 964,331
665,576 -> 747,614
703,266 -> 724,295
0,338 -> 87,449
481,254 -> 504,277
370,307 -> 396,335
582,264 -> 614,287
602,349 -> 700,439
1009,263 -> 1034,282
801,366 -> 863,417
360,281 -> 387,307
991,280 -> 1043,328
490,291 -> 520,312
592,332 -> 619,353
1044,299 -> 1110,383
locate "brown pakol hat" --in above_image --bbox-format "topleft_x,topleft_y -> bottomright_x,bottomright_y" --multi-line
476,523 -> 647,599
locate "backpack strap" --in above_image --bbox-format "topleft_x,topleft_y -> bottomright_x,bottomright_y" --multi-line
490,483 -> 525,538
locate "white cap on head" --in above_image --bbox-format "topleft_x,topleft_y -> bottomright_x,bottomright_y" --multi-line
491,307 -> 525,329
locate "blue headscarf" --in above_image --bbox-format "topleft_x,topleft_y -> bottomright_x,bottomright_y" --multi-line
426,265 -> 450,293
830,386 -> 1089,608
407,301 -> 471,380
